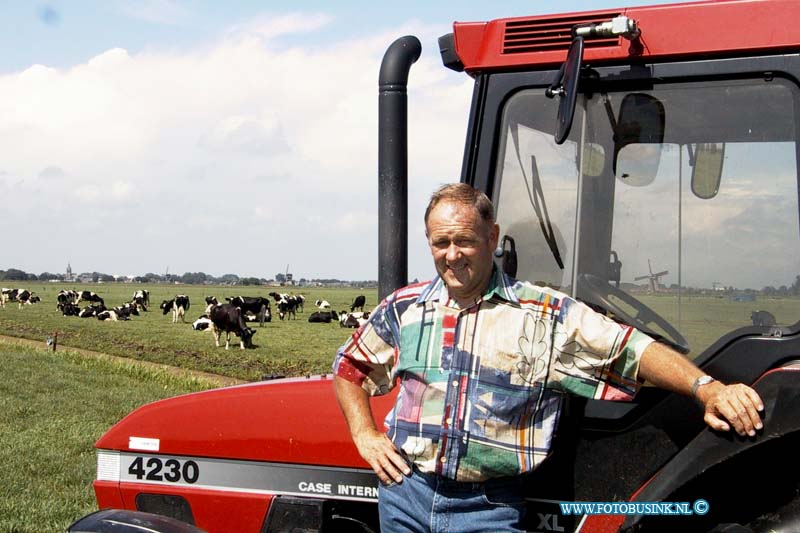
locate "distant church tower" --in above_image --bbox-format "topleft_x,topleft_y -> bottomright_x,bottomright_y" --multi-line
65,263 -> 73,282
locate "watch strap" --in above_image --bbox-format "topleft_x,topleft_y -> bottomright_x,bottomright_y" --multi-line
691,375 -> 715,398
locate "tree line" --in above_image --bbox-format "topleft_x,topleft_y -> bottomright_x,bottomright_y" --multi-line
0,268 -> 376,287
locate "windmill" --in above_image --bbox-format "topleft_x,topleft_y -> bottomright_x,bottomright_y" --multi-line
634,259 -> 669,293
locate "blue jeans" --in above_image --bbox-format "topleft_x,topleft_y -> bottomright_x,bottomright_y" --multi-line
378,467 -> 526,533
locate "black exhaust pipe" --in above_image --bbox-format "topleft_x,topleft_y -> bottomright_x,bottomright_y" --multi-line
378,35 -> 421,301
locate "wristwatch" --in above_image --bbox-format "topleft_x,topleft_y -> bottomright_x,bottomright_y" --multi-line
691,375 -> 716,398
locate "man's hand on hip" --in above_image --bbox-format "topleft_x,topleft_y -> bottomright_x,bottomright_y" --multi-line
354,427 -> 411,485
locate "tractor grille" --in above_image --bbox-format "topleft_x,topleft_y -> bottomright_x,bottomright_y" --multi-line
503,12 -> 621,54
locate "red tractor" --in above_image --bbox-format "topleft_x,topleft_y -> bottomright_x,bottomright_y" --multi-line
71,1 -> 800,531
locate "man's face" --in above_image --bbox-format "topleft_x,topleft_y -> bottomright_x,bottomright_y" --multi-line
426,200 -> 499,305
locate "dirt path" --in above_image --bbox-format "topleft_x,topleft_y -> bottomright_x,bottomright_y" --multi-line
0,334 -> 247,388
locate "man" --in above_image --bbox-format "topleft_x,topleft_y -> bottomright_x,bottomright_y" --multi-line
333,183 -> 763,532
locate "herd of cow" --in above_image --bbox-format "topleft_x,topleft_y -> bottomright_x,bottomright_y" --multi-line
191,293 -> 370,349
1,287 -> 369,351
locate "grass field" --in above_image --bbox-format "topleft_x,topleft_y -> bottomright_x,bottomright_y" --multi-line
0,283 -> 377,380
0,340 -> 212,533
623,293 -> 799,359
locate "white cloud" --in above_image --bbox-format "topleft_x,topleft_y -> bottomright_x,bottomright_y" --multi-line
226,12 -> 334,41
0,14 -> 472,279
120,0 -> 192,26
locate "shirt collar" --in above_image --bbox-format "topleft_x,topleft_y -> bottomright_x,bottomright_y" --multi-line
416,266 -> 519,306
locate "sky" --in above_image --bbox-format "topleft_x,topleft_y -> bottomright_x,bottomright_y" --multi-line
0,0 -> 690,281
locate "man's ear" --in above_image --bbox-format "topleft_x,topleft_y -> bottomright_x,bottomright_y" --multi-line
489,223 -> 500,249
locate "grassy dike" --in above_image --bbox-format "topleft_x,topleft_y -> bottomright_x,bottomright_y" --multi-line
0,339 -> 213,533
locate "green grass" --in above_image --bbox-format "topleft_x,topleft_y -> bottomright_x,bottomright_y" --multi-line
0,340 -> 211,533
631,293 -> 800,359
0,283 -> 377,380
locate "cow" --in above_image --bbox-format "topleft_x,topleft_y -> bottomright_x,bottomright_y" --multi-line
161,295 -> 190,323
57,289 -> 79,308
339,311 -> 370,328
192,316 -> 213,331
751,310 -> 777,327
278,297 -> 299,320
131,289 -> 150,311
269,292 -> 299,320
315,299 -> 331,310
295,294 -> 306,313
96,310 -> 119,321
208,303 -> 256,349
79,304 -> 107,318
350,295 -> 366,312
77,291 -> 105,306
308,311 -> 337,323
16,290 -> 40,309
205,296 -> 219,306
1,288 -> 19,308
226,296 -> 272,326
112,303 -> 139,320
60,302 -> 81,316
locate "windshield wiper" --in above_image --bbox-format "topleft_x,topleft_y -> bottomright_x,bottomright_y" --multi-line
510,124 -> 565,269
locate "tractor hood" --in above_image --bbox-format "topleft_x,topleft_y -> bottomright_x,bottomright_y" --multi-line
95,376 -> 397,468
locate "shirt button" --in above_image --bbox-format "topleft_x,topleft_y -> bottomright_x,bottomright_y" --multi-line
452,380 -> 459,387
440,456 -> 447,463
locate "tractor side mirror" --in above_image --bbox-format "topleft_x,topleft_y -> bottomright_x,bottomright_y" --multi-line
547,36 -> 584,145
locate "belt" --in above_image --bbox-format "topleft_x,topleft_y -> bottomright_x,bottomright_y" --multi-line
410,464 -> 523,494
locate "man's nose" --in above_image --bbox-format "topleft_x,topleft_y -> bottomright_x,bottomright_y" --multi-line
445,243 -> 461,261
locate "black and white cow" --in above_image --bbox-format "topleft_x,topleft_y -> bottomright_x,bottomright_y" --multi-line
350,295 -> 366,312
339,311 -> 370,328
226,296 -> 271,326
161,295 -> 190,323
112,303 -> 139,320
315,299 -> 331,311
308,310 -> 337,323
269,292 -> 300,320
15,290 -> 40,309
79,304 -> 107,318
96,310 -> 119,321
131,289 -> 150,311
57,289 -> 79,308
77,290 -> 105,306
192,315 -> 213,331
208,303 -> 256,349
1,288 -> 19,308
60,302 -> 81,316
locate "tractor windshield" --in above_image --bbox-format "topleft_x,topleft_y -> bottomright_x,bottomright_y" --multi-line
492,76 -> 800,358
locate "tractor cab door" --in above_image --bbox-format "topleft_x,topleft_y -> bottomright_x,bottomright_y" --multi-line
482,65 -> 800,365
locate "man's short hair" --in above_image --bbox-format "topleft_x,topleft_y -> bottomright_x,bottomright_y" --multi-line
424,183 -> 495,227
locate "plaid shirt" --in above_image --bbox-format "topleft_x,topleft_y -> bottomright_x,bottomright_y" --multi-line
333,268 -> 654,482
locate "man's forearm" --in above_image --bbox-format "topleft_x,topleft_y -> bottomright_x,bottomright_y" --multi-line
638,341 -> 706,395
638,341 -> 763,436
333,375 -> 378,439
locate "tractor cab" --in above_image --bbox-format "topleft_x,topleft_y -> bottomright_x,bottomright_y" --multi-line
439,5 -> 800,368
